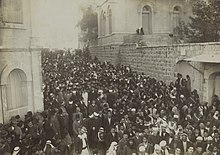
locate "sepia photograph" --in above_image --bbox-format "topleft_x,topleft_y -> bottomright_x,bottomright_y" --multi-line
0,0 -> 220,154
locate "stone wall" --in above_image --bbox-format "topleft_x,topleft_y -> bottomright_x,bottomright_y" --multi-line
90,42 -> 220,101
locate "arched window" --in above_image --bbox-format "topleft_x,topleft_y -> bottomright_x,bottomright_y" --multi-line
102,12 -> 106,36
108,8 -> 112,34
173,6 -> 182,30
7,69 -> 28,110
142,5 -> 152,35
100,11 -> 103,36
2,0 -> 23,23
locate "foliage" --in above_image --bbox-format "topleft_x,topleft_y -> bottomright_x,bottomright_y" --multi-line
173,20 -> 190,43
175,0 -> 220,43
78,6 -> 98,43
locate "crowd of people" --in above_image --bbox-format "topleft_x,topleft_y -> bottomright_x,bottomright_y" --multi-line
0,48 -> 220,155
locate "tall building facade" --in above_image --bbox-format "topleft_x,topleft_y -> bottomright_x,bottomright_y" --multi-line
0,0 -> 43,123
97,0 -> 192,46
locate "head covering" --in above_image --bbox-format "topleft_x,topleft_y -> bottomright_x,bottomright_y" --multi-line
180,94 -> 184,98
46,140 -> 52,144
181,132 -> 188,137
12,146 -> 20,155
99,127 -> 104,133
94,112 -> 99,117
152,127 -> 159,132
154,144 -> 161,150
139,146 -> 145,152
207,136 -> 213,141
89,114 -> 94,118
196,136 -> 203,141
107,141 -> 118,153
160,140 -> 167,147
81,127 -> 87,133
174,115 -> 179,119
131,108 -> 136,112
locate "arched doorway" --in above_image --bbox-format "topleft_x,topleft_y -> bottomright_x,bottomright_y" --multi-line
208,71 -> 220,104
175,60 -> 192,77
5,69 -> 28,119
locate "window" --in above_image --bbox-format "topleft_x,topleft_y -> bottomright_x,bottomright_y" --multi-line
173,6 -> 181,30
100,11 -> 103,36
102,12 -> 106,36
7,69 -> 28,110
108,7 -> 112,34
142,5 -> 152,35
2,0 -> 23,23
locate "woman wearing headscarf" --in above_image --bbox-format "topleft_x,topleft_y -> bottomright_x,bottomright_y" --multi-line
106,141 -> 118,155
75,127 -> 89,155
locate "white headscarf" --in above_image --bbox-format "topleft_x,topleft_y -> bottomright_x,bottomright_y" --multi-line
106,142 -> 118,155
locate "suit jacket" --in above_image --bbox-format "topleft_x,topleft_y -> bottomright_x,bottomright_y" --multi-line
134,136 -> 142,148
123,145 -> 137,155
117,138 -> 127,155
181,141 -> 192,154
103,117 -> 115,133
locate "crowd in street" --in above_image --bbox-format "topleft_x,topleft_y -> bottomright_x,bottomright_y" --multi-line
0,49 -> 220,155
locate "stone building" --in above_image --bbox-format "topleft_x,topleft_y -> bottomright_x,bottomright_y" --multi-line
0,0 -> 43,123
97,0 -> 192,46
91,0 -> 220,105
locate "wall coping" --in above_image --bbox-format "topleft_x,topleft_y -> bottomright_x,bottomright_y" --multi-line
93,41 -> 220,48
173,42 -> 220,47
